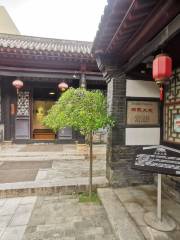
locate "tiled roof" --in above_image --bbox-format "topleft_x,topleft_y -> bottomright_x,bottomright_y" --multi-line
92,0 -> 162,56
0,33 -> 93,58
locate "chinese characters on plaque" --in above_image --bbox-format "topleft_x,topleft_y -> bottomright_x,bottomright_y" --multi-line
127,101 -> 159,125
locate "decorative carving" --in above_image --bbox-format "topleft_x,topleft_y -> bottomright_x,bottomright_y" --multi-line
16,91 -> 30,117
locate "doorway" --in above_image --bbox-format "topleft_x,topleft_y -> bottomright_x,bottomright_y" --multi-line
32,87 -> 58,140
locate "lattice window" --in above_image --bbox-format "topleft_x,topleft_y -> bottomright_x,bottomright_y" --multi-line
164,71 -> 180,143
16,91 -> 30,117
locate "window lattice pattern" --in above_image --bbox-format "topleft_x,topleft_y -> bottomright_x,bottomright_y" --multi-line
17,91 -> 30,117
164,72 -> 180,143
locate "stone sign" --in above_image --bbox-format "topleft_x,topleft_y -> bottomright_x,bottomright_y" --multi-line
127,101 -> 159,125
133,145 -> 180,176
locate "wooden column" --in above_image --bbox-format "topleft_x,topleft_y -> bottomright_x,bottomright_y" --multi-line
80,72 -> 86,88
2,79 -> 12,140
80,64 -> 87,88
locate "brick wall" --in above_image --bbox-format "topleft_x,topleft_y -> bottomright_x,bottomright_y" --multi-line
106,72 -> 153,187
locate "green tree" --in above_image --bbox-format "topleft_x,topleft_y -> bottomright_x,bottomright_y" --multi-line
43,88 -> 114,198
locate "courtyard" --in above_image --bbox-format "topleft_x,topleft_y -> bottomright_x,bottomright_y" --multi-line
0,143 -> 107,197
0,0 -> 180,239
0,194 -> 116,240
0,143 -> 179,239
1,184 -> 180,239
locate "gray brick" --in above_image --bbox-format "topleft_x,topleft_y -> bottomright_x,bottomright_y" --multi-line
105,69 -> 153,187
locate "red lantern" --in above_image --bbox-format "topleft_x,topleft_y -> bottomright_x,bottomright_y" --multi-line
58,82 -> 68,92
152,54 -> 172,101
12,79 -> 24,93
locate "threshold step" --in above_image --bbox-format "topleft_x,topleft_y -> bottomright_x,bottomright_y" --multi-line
98,188 -> 145,240
0,177 -> 108,198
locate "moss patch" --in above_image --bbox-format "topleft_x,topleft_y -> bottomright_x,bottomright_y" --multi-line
79,192 -> 101,204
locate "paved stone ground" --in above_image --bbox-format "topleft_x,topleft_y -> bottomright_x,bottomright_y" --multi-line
0,161 -> 52,183
23,194 -> 116,240
0,144 -> 107,197
1,184 -> 180,240
114,185 -> 180,240
0,143 -> 106,156
19,144 -> 64,152
0,196 -> 37,240
0,194 -> 116,240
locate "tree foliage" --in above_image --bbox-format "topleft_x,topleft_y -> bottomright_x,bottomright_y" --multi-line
43,87 -> 114,198
43,88 -> 114,136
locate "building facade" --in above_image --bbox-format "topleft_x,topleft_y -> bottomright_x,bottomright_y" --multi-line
0,34 -> 106,143
0,6 -> 20,35
93,0 -> 180,200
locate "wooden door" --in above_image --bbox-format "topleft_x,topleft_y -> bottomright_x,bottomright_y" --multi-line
15,91 -> 30,139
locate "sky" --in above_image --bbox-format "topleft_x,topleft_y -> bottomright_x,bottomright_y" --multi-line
0,0 -> 107,41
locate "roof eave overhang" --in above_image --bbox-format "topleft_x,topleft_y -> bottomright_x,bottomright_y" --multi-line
93,0 -> 180,66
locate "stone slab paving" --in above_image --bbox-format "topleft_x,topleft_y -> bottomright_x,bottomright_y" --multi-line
98,188 -> 145,240
0,161 -> 52,184
0,144 -> 106,158
0,169 -> 38,184
22,194 -> 116,240
114,185 -> 180,240
0,144 -> 107,197
19,144 -> 64,152
0,161 -> 52,170
2,185 -> 180,240
0,196 -> 37,240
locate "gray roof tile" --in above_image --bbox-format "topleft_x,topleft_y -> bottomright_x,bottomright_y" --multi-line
0,33 -> 93,58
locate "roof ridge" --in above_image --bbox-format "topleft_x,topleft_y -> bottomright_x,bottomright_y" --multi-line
0,33 -> 93,57
0,33 -> 93,45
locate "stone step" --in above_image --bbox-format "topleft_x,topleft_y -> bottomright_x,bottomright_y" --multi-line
0,154 -> 87,162
0,152 -> 86,157
98,188 -> 145,240
0,177 -> 108,198
0,155 -> 106,162
0,156 -> 86,162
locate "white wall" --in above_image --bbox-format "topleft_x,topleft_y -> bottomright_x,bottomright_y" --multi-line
0,6 -> 20,34
126,80 -> 159,98
126,128 -> 160,145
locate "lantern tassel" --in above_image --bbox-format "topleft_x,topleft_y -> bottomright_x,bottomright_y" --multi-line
160,86 -> 163,101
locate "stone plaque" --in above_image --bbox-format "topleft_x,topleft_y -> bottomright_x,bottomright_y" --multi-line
133,145 -> 180,176
127,101 -> 159,125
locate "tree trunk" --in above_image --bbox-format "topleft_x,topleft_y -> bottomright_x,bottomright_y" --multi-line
89,131 -> 93,198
